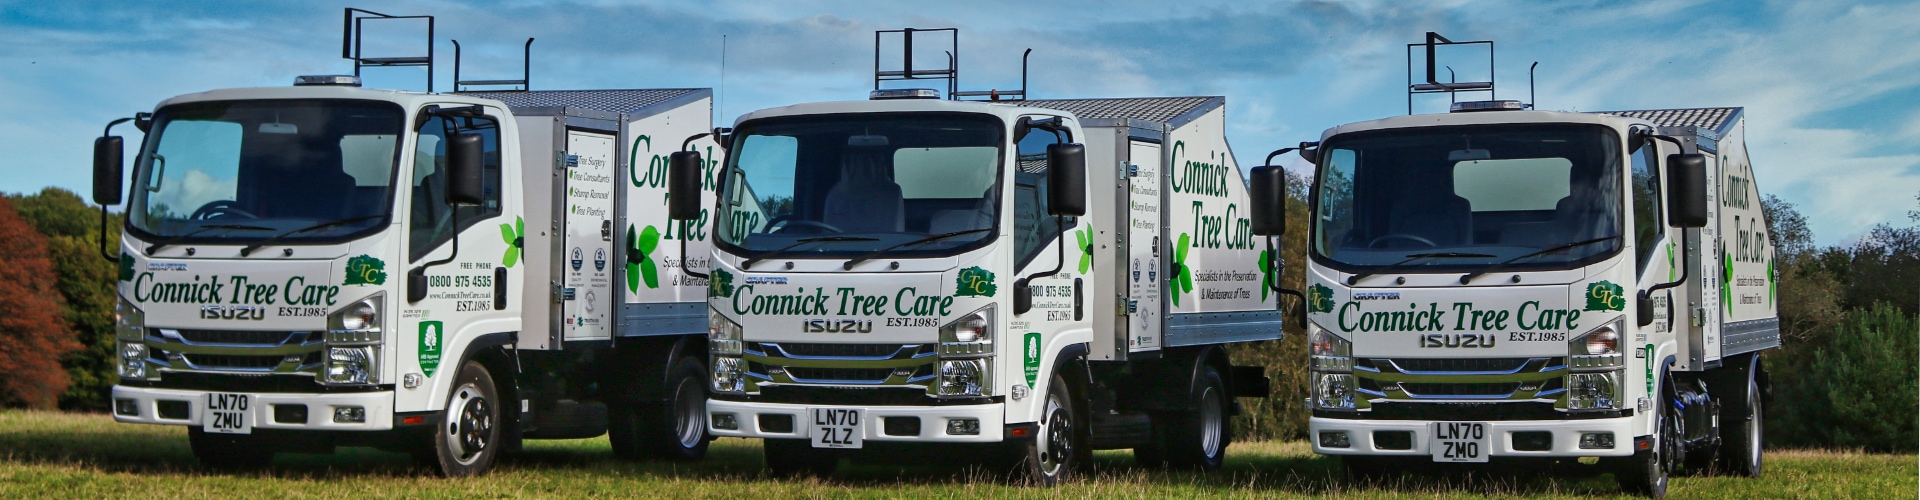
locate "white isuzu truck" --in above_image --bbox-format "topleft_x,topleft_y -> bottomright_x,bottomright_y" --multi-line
1270,33 -> 1780,498
683,28 -> 1285,484
93,12 -> 724,476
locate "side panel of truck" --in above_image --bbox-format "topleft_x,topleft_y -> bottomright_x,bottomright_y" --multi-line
619,97 -> 719,335
1161,107 -> 1279,346
1127,139 -> 1168,352
563,130 -> 618,341
1713,118 -> 1780,358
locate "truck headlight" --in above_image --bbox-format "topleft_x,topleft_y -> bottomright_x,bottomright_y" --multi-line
119,342 -> 148,379
1569,319 -> 1626,370
1314,372 -> 1356,409
116,297 -> 145,341
711,356 -> 745,393
709,307 -> 743,356
327,294 -> 383,344
1308,323 -> 1352,372
938,305 -> 994,357
937,358 -> 990,397
323,346 -> 379,385
1568,371 -> 1620,410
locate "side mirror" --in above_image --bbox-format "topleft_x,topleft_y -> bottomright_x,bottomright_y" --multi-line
446,133 -> 486,206
1047,143 -> 1086,216
668,151 -> 704,221
1666,153 -> 1709,228
1636,291 -> 1655,327
409,267 -> 429,303
1249,165 -> 1287,236
93,136 -> 125,205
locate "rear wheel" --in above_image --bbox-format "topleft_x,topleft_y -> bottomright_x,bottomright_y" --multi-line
423,361 -> 502,477
1719,361 -> 1764,477
610,356 -> 709,461
764,438 -> 837,478
1138,365 -> 1230,470
188,428 -> 276,471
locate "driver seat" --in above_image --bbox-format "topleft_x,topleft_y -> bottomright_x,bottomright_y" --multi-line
822,149 -> 904,233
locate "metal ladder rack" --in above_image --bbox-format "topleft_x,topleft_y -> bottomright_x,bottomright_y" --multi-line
874,27 -> 960,98
454,38 -> 536,92
342,7 -> 435,91
1405,31 -> 1495,114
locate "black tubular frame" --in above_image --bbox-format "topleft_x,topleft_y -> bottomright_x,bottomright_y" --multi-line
1405,31 -> 1495,114
454,38 -> 536,92
342,8 -> 435,92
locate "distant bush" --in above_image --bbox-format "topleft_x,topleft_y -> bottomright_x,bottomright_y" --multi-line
1770,304 -> 1918,452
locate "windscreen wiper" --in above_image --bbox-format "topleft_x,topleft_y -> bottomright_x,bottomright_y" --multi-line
240,215 -> 384,256
146,224 -> 274,255
742,236 -> 879,269
1458,236 -> 1618,284
841,229 -> 992,270
1345,251 -> 1497,285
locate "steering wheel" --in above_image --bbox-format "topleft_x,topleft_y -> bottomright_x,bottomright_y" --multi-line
763,215 -> 844,234
1367,233 -> 1437,248
189,200 -> 259,220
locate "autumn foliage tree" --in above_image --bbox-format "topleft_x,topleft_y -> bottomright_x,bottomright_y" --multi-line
0,196 -> 82,409
11,188 -> 121,410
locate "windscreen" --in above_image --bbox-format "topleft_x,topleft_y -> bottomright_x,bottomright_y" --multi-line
129,99 -> 405,243
1313,123 -> 1624,271
715,113 -> 1003,258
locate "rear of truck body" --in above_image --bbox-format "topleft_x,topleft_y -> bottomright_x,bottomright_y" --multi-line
698,94 -> 1282,480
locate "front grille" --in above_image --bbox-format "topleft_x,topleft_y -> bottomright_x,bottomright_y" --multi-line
785,367 -> 895,383
1381,357 -> 1534,373
724,386 -> 949,406
137,372 -> 359,393
770,343 -> 912,358
174,329 -> 306,346
184,353 -> 289,370
1398,382 -> 1522,397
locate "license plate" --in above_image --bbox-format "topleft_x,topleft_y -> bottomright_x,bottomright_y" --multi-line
203,393 -> 253,435
809,407 -> 864,449
1430,422 -> 1488,463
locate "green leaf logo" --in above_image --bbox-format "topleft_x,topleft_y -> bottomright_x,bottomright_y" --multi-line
343,254 -> 387,286
1585,281 -> 1626,312
1722,250 -> 1734,313
499,216 -> 524,268
1169,233 -> 1194,307
955,266 -> 997,297
117,252 -> 134,282
1257,249 -> 1276,301
1307,283 -> 1335,313
625,224 -> 662,292
1766,258 -> 1775,305
1073,226 -> 1093,274
708,267 -> 734,298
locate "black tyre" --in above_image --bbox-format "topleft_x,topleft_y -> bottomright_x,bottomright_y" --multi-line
1718,359 -> 1764,477
1341,455 -> 1408,484
1617,388 -> 1677,497
1143,365 -> 1230,470
610,356 -> 710,461
188,427 -> 276,471
425,361 -> 502,477
1013,372 -> 1083,486
764,438 -> 837,478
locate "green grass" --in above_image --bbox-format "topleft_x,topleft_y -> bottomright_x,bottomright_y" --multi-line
0,410 -> 1910,498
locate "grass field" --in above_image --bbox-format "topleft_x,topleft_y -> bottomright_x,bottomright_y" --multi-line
0,411 -> 1910,498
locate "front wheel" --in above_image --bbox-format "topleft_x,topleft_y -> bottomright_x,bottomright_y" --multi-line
1013,372 -> 1084,486
764,438 -> 837,478
423,361 -> 502,477
1617,392 -> 1677,497
188,428 -> 276,471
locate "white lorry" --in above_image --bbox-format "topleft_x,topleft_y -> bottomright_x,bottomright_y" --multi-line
681,28 -> 1285,484
92,11 -> 723,476
1264,33 -> 1780,497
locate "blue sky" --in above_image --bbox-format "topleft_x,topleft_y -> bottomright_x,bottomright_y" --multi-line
2,0 -> 1915,245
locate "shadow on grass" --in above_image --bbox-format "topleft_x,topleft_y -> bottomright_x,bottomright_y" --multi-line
0,413 -> 1629,496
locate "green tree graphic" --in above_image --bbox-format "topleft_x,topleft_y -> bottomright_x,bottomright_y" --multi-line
708,268 -> 733,298
1257,249 -> 1276,301
1169,233 -> 1193,307
1307,283 -> 1335,313
343,255 -> 387,286
1585,281 -> 1626,311
626,224 -> 662,292
1073,226 -> 1093,274
499,216 -> 524,268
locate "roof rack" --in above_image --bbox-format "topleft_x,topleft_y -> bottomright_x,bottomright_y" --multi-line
454,38 -> 536,92
341,8 -> 436,92
871,28 -> 1033,101
1406,32 -> 1499,114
